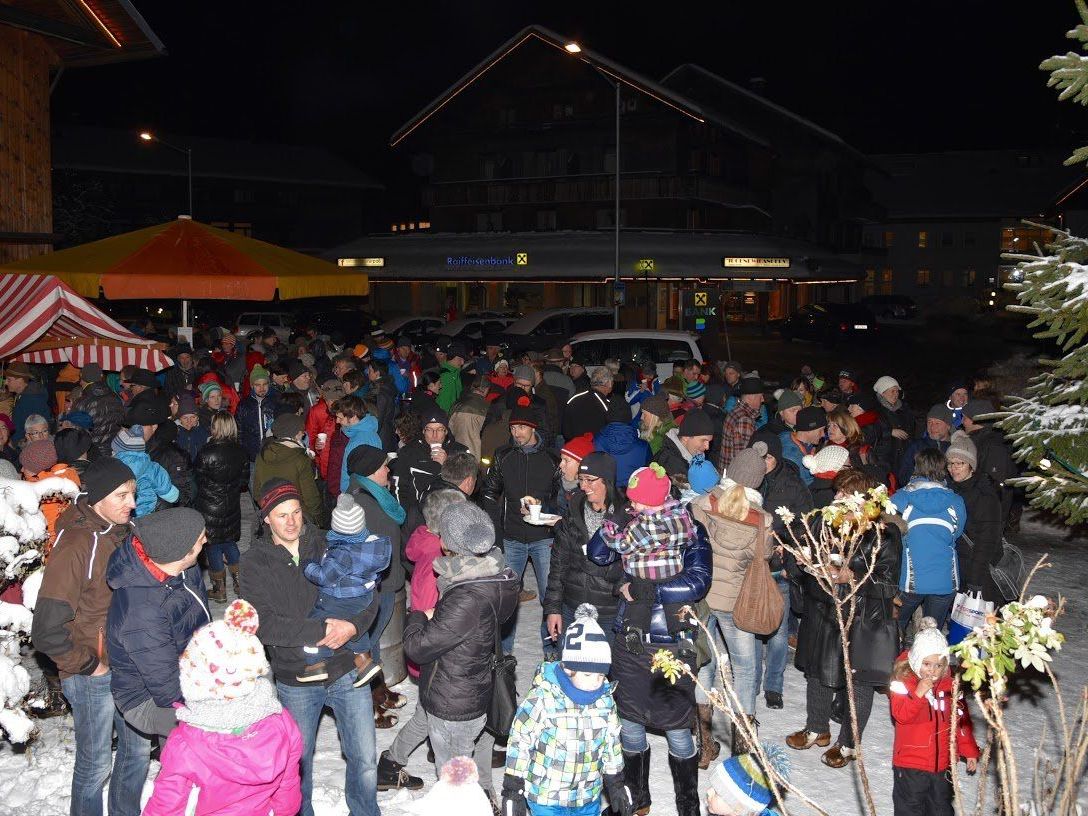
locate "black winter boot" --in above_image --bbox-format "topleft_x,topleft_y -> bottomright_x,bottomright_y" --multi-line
668,752 -> 700,816
377,750 -> 424,791
622,748 -> 651,815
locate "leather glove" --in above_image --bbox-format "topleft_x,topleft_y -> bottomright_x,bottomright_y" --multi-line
628,576 -> 658,603
604,772 -> 634,816
501,773 -> 527,816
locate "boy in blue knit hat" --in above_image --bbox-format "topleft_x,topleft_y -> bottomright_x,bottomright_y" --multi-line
502,604 -> 631,816
706,743 -> 791,815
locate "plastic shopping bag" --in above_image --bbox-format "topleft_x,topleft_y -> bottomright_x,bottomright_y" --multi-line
947,590 -> 994,646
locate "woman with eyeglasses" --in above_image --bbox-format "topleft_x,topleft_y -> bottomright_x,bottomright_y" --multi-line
946,431 -> 1004,603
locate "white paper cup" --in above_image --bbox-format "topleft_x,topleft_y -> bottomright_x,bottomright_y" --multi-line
529,504 -> 542,522
317,432 -> 327,444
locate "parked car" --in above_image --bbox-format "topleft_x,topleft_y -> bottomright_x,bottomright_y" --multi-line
307,308 -> 382,343
859,294 -> 919,321
235,311 -> 296,342
463,309 -> 521,320
420,317 -> 517,352
376,316 -> 446,343
500,308 -> 614,353
569,330 -> 704,383
779,303 -> 879,345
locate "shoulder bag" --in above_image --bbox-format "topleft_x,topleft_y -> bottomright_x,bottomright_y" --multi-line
484,599 -> 518,738
732,510 -> 785,636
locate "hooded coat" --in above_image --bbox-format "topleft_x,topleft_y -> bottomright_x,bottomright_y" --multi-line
72,381 -> 124,459
889,479 -> 966,595
594,421 -> 650,487
253,439 -> 325,527
194,437 -> 249,543
338,415 -> 382,493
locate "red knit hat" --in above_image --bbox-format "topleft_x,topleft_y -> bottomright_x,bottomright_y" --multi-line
626,463 -> 671,507
561,432 -> 595,462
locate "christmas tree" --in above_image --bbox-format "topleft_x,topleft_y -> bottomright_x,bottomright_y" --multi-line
998,1 -> 1088,524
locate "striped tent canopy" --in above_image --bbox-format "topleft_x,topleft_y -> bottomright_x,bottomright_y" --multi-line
0,273 -> 171,371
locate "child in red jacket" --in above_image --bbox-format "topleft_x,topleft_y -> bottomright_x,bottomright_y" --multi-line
889,617 -> 979,816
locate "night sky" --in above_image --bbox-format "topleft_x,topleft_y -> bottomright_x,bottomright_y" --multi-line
51,1 -> 1088,181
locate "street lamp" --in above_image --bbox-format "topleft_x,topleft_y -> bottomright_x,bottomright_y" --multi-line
138,131 -> 193,219
566,42 -> 621,329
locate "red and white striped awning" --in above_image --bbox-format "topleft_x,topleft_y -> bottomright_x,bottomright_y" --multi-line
0,273 -> 172,371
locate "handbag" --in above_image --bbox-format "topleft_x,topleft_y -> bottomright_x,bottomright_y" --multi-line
990,537 -> 1026,602
732,511 -> 785,636
947,590 -> 994,646
849,596 -> 900,686
484,599 -> 518,738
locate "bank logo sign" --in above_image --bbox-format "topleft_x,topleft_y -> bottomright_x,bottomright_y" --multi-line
446,252 -> 528,267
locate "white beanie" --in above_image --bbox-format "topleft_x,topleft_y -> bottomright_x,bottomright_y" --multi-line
331,494 -> 366,535
947,430 -> 978,470
909,617 -> 950,675
180,599 -> 269,702
873,375 -> 900,396
404,756 -> 493,816
562,604 -> 611,674
802,445 -> 850,478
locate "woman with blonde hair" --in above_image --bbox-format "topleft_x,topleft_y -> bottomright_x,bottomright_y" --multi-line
195,410 -> 249,602
826,408 -> 888,483
689,441 -> 775,763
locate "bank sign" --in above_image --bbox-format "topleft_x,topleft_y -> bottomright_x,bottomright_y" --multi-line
447,253 -> 529,267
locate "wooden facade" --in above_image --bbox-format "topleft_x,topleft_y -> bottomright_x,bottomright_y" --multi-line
0,25 -> 57,264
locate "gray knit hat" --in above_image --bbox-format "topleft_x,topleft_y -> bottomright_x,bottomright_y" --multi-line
437,501 -> 495,556
135,507 -> 206,564
946,430 -> 978,470
775,389 -> 803,413
727,441 -> 768,489
513,364 -> 535,383
331,494 -> 366,536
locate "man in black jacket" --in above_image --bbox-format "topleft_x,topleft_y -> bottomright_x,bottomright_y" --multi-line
241,478 -> 391,815
72,362 -> 124,460
391,408 -> 469,515
480,397 -> 559,654
563,366 -> 622,440
364,358 -> 399,451
653,407 -> 715,483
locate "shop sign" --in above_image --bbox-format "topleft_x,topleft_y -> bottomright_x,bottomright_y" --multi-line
446,253 -> 528,268
721,257 -> 790,268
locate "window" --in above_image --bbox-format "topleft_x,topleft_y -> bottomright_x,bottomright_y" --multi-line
881,269 -> 894,295
537,316 -> 566,336
883,230 -> 895,247
1001,225 -> 1051,252
572,339 -> 609,366
962,268 -> 977,287
916,269 -> 931,286
942,269 -> 955,287
233,188 -> 255,204
941,232 -> 954,248
475,211 -> 503,232
536,210 -> 557,231
569,313 -> 612,333
917,230 -> 928,248
863,269 -> 876,297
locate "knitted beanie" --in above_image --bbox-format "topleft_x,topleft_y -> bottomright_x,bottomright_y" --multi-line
873,375 -> 900,396
627,463 -> 671,506
19,439 -> 57,474
909,617 -> 950,675
513,364 -> 535,383
437,501 -> 495,556
509,394 -> 539,428
112,425 -> 146,453
727,441 -> 768,489
685,380 -> 706,400
404,756 -> 493,816
258,478 -> 301,518
176,392 -> 198,417
199,381 -> 222,402
346,444 -> 388,479
709,743 -> 791,815
927,402 -> 954,424
331,494 -> 366,535
561,604 -> 611,674
802,445 -> 850,479
180,599 -> 269,702
775,389 -> 803,413
249,364 -> 270,383
561,432 -> 595,462
135,507 -> 206,564
679,408 -> 715,438
962,399 -> 995,421
794,406 -> 827,432
578,451 -> 617,484
947,430 -> 978,470
82,457 -> 135,505
59,411 -> 93,431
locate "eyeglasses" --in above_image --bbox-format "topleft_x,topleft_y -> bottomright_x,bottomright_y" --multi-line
27,428 -> 50,440
577,475 -> 602,484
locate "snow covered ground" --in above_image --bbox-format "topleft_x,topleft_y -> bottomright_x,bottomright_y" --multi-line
1,503 -> 1084,816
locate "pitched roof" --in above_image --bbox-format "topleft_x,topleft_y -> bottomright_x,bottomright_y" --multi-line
2,0 -> 164,66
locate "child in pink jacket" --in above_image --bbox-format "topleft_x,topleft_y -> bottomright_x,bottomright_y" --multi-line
143,599 -> 302,816
404,489 -> 468,677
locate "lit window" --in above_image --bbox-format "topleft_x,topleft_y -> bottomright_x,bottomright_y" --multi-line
419,221 -> 431,229
881,269 -> 894,295
391,224 -> 398,232
942,269 -> 954,287
916,269 -> 931,286
917,231 -> 928,248
883,230 -> 895,247
863,269 -> 876,297
962,268 -> 976,287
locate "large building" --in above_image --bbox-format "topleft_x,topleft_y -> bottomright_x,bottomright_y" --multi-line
330,25 -> 881,327
0,0 -> 163,264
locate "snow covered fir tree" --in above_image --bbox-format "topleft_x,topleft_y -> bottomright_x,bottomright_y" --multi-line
998,2 -> 1088,524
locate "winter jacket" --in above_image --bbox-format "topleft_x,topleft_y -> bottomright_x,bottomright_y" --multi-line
236,391 -> 279,462
876,400 -> 916,477
31,498 -> 133,678
760,459 -> 813,539
391,437 -> 469,514
325,429 -> 348,502
305,399 -> 337,481
449,392 -> 489,461
143,708 -> 302,816
369,377 -> 399,451
12,381 -> 53,444
161,364 -> 197,399
194,438 -> 249,543
403,558 -> 519,721
436,362 -> 463,412
408,388 -> 442,420
889,660 -> 980,773
349,483 -> 407,593
793,520 -> 902,688
406,525 -> 443,613
24,464 -> 80,554
588,519 -> 712,644
240,523 -> 379,686
480,432 -> 560,544
652,429 -> 692,482
113,449 -> 180,517
897,436 -> 951,486
254,440 -> 325,527
544,491 -> 627,622
72,381 -> 124,459
951,474 -> 1004,602
718,401 -> 761,470
780,431 -> 819,485
506,662 -> 623,808
594,422 -> 650,486
600,500 -> 693,581
176,423 -> 210,464
968,425 -> 1018,521
562,389 -> 617,441
146,423 -> 195,508
339,416 -> 382,493
689,498 -> 772,614
304,530 -> 391,599
105,537 -> 211,713
889,479 -> 966,595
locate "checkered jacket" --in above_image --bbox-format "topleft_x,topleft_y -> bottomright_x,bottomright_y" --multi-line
506,662 -> 623,807
718,400 -> 760,470
600,499 -> 694,580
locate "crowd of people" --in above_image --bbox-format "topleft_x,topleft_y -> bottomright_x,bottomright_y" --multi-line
0,322 -> 1021,816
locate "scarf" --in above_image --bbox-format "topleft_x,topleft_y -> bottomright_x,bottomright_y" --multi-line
176,675 -> 282,734
433,549 -> 507,595
647,417 -> 677,455
351,474 -> 407,524
877,393 -> 902,412
665,427 -> 694,463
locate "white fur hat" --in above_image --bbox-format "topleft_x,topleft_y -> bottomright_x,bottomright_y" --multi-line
909,617 -> 950,675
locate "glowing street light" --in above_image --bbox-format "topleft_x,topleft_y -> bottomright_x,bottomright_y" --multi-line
137,130 -> 192,218
564,42 -> 582,53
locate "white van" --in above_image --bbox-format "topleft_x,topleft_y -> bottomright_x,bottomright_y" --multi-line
569,330 -> 704,382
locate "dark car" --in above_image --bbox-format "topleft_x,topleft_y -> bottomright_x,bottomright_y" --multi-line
499,308 -> 614,354
779,303 -> 880,345
418,317 -> 516,353
307,308 -> 382,344
859,294 -> 919,321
